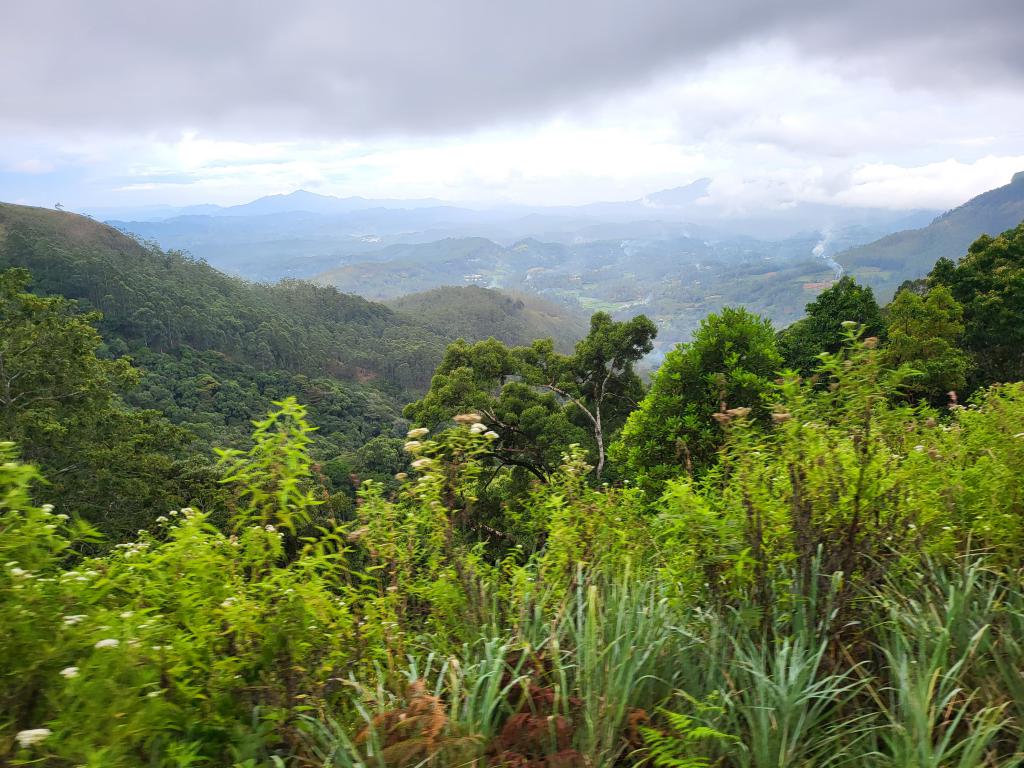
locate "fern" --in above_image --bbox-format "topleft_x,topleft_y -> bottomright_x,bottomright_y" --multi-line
639,707 -> 731,768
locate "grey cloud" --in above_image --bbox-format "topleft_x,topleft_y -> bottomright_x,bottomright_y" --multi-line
3,0 -> 1022,138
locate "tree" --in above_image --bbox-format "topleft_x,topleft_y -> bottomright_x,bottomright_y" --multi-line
929,222 -> 1024,388
404,337 -> 582,481
883,285 -> 970,404
0,267 -> 202,538
612,307 -> 781,492
523,312 -> 657,479
0,268 -> 136,449
779,276 -> 884,375
405,312 -> 657,481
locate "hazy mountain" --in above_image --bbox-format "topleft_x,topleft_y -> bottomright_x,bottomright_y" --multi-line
92,180 -> 941,282
836,171 -> 1024,300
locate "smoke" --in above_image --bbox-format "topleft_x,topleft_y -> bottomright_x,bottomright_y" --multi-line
812,228 -> 844,279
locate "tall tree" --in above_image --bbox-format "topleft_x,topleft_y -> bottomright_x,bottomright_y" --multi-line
523,312 -> 656,479
405,312 -> 656,481
883,285 -> 970,404
929,222 -> 1024,388
779,276 -> 884,375
612,307 -> 781,492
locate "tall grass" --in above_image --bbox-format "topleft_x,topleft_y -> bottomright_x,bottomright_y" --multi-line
302,563 -> 1024,768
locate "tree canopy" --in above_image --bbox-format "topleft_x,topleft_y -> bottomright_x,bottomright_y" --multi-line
779,276 -> 884,375
929,221 -> 1024,388
612,306 -> 782,492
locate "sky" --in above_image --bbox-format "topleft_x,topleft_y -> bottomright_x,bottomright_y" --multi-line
2,0 -> 1023,212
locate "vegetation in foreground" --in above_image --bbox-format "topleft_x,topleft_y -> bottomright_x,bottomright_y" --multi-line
0,219 -> 1023,766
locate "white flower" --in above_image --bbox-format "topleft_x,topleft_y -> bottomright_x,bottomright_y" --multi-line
453,412 -> 482,424
55,513 -> 68,521
9,566 -> 28,577
403,440 -> 423,452
168,510 -> 179,516
410,458 -> 433,469
15,728 -> 51,748
41,504 -> 55,513
119,611 -> 134,619
265,524 -> 276,532
406,427 -> 429,439
221,597 -> 236,608
483,431 -> 499,440
470,422 -> 487,434
155,516 -> 168,523
913,445 -> 925,452
60,666 -> 79,679
63,614 -> 86,626
94,638 -> 119,649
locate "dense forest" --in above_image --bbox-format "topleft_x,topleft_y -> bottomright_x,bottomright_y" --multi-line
2,207 -> 1024,767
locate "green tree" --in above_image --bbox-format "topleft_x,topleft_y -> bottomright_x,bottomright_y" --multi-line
883,285 -> 970,404
523,312 -> 657,479
404,337 -> 578,480
929,222 -> 1024,387
0,268 -> 201,538
779,276 -> 884,375
612,307 -> 781,492
406,312 -> 656,481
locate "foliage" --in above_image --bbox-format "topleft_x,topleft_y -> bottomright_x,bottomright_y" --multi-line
406,311 -> 656,483
883,284 -> 970,403
929,221 -> 1024,388
613,307 -> 782,492
779,275 -> 884,374
4,202 -> 1024,767
0,267 -> 212,539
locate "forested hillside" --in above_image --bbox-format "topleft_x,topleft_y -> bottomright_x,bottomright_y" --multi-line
0,203 -> 590,536
836,171 -> 1024,299
388,285 -> 588,353
0,203 -> 451,392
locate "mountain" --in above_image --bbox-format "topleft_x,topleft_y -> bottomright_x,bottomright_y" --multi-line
209,189 -> 449,217
82,190 -> 447,222
641,178 -> 713,208
836,172 -> 1024,299
93,180 -> 941,283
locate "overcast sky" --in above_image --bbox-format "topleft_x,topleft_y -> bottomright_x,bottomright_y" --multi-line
2,0 -> 1023,211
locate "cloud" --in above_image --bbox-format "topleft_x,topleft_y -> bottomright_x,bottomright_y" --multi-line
2,1 -> 1023,138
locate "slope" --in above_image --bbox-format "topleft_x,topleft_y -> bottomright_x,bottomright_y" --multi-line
836,171 -> 1024,300
388,285 -> 589,353
0,202 -> 449,393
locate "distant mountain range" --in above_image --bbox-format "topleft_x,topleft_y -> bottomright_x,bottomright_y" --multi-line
68,172 -> 1024,348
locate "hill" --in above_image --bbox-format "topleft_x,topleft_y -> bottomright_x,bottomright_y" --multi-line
0,203 -> 446,391
388,285 -> 588,353
836,171 -> 1024,299
0,204 -> 582,458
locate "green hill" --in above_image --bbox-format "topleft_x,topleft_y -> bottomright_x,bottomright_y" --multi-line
0,205 -> 585,459
388,285 -> 588,353
0,203 -> 449,391
315,237 -> 511,299
837,172 -> 1024,299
